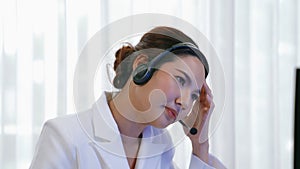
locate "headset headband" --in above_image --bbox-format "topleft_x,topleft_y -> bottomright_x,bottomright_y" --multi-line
148,42 -> 209,78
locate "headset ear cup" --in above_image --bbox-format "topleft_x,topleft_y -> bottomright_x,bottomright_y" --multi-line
133,64 -> 153,85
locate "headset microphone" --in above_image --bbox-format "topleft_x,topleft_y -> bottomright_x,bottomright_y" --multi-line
179,120 -> 198,135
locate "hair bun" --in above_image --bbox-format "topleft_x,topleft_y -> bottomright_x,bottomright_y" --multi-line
114,44 -> 135,71
113,44 -> 135,88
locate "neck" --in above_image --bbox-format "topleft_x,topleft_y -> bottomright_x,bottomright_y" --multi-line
108,91 -> 146,138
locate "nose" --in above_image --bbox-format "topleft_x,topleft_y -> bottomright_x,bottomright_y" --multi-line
175,93 -> 189,111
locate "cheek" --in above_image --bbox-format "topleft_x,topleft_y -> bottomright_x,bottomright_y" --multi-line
178,103 -> 193,119
153,74 -> 179,100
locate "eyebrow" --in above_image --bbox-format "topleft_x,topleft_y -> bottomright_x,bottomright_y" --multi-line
175,68 -> 201,94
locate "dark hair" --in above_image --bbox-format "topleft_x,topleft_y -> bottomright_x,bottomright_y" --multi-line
113,26 -> 207,89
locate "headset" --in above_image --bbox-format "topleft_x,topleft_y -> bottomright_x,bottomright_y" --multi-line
133,42 -> 209,85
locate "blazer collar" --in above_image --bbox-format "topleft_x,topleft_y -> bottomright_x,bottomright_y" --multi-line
92,92 -> 120,141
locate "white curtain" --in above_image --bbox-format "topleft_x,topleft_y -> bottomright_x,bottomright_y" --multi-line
0,0 -> 299,169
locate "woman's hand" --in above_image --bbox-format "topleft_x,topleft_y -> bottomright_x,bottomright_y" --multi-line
182,82 -> 214,163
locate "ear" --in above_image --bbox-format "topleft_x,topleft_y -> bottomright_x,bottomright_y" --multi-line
132,54 -> 149,70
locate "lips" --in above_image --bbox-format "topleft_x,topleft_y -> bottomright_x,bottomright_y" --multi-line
165,107 -> 178,120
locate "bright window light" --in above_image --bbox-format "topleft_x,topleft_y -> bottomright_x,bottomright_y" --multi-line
4,124 -> 17,135
32,60 -> 45,84
3,0 -> 17,55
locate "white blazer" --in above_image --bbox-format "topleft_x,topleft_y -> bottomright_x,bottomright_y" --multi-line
30,92 -> 222,169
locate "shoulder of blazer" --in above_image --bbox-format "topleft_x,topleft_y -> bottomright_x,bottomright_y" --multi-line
43,109 -> 94,145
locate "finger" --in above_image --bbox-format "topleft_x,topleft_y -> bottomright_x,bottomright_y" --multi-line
200,83 -> 207,96
202,82 -> 213,98
200,94 -> 211,112
200,87 -> 207,102
204,93 -> 213,110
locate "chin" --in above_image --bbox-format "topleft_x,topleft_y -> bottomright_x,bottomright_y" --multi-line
154,118 -> 173,129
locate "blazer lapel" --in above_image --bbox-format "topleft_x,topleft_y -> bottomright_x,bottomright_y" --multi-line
89,139 -> 130,169
89,95 -> 130,169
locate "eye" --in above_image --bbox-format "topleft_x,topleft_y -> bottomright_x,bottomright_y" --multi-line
175,76 -> 185,86
191,93 -> 199,101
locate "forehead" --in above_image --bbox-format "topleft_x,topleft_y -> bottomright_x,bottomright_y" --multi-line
158,55 -> 205,87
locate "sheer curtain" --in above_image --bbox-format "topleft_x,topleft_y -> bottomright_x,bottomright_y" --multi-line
0,0 -> 298,168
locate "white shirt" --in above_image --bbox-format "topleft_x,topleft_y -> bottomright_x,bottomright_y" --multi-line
30,92 -> 220,169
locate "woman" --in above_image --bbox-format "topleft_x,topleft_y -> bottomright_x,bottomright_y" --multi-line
30,26 -> 225,169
